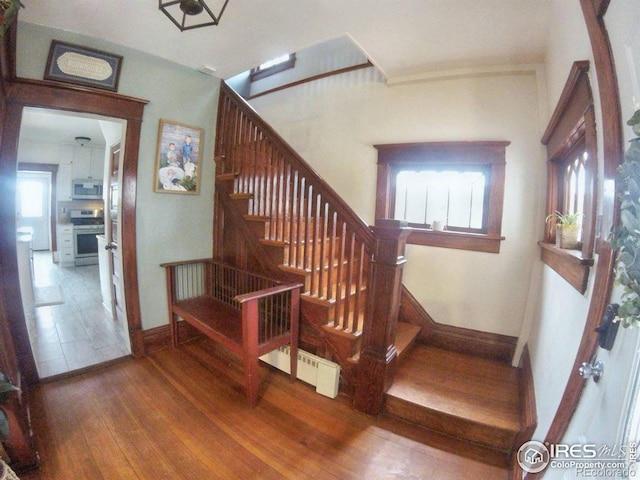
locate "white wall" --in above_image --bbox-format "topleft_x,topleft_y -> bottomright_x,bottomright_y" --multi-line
17,23 -> 219,330
525,0 -> 600,447
249,35 -> 368,97
249,66 -> 546,337
541,1 -> 640,477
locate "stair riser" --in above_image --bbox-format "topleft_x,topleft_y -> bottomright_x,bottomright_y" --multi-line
384,396 -> 517,453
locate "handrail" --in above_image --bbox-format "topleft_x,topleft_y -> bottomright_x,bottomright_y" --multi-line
215,81 -> 375,334
235,283 -> 304,303
216,81 -> 374,247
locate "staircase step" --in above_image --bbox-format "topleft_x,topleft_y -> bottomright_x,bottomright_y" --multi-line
395,322 -> 422,358
216,172 -> 238,181
385,345 -> 521,455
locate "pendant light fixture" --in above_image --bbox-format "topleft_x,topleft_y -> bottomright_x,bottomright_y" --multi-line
159,0 -> 230,32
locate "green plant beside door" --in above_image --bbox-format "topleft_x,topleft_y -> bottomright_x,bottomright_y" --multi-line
0,373 -> 18,443
611,109 -> 640,327
546,211 -> 582,249
0,0 -> 24,37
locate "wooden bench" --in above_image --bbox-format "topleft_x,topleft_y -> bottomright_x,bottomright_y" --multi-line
161,258 -> 302,406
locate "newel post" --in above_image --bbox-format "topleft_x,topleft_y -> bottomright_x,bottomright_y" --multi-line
354,219 -> 411,415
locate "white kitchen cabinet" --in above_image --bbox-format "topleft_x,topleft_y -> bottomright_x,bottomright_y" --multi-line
56,145 -> 75,201
72,146 -> 104,180
57,224 -> 74,266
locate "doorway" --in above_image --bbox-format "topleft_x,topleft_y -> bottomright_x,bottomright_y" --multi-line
17,108 -> 131,378
16,171 -> 51,251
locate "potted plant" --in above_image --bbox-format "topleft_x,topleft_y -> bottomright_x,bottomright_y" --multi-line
0,372 -> 21,479
0,373 -> 19,443
546,211 -> 582,249
610,108 -> 640,327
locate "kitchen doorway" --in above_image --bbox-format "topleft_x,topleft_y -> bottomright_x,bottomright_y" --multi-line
17,108 -> 131,379
16,171 -> 51,251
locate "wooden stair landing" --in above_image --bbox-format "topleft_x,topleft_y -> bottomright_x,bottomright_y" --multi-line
385,344 -> 521,465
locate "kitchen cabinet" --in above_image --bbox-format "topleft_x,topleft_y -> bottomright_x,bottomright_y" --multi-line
56,145 -> 104,201
72,147 -> 104,180
56,145 -> 74,201
57,224 -> 74,266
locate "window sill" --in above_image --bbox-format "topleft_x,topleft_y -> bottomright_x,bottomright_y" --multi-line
407,228 -> 505,253
538,241 -> 594,294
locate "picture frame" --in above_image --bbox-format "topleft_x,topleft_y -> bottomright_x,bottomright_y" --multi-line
44,40 -> 123,92
154,119 -> 204,195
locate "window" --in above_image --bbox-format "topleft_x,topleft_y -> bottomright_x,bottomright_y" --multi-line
375,141 -> 509,253
540,61 -> 596,294
250,53 -> 296,82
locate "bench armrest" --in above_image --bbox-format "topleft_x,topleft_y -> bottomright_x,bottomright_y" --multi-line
234,283 -> 303,303
160,257 -> 214,269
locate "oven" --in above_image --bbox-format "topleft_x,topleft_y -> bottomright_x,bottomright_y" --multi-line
70,209 -> 105,266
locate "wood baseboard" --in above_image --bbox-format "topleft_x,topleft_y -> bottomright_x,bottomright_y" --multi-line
142,322 -> 202,353
400,286 -> 517,364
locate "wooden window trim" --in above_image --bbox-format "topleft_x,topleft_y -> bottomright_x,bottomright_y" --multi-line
374,141 -> 509,253
540,61 -> 597,294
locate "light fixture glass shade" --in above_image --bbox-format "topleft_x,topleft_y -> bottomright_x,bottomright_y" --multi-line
75,136 -> 91,146
159,0 -> 230,32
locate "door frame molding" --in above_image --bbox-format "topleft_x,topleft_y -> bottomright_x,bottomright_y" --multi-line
0,78 -> 148,382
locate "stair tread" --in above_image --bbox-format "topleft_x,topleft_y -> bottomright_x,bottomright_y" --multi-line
386,345 -> 520,433
395,322 -> 421,356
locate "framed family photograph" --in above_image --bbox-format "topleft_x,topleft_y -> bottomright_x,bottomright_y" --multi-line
154,119 -> 204,195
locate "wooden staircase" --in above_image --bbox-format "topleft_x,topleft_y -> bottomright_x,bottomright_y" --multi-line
213,81 -> 534,469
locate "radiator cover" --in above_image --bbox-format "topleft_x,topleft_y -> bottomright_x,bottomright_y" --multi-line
260,346 -> 340,398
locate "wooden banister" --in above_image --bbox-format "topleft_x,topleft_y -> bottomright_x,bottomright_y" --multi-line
235,283 -> 304,303
214,81 -> 413,395
216,82 -> 374,246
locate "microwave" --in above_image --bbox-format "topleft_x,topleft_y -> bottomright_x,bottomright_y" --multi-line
71,179 -> 103,200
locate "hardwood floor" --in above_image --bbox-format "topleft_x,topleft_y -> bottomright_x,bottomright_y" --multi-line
18,338 -> 508,479
27,251 -> 129,378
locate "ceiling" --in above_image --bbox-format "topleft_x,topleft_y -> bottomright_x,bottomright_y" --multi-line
16,0 -> 552,144
19,108 -> 112,147
19,0 -> 552,80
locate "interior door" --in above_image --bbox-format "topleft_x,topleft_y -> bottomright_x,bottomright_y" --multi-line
105,142 -> 129,349
16,171 -> 51,251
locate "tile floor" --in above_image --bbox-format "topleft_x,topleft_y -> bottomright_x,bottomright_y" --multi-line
26,251 -> 130,378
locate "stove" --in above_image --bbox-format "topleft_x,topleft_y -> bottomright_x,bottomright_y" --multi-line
69,209 -> 105,266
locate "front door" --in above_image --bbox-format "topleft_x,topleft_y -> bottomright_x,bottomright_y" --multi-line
16,171 -> 51,251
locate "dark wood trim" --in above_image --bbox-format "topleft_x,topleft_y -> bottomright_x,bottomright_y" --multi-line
510,345 -> 537,480
0,78 -> 149,383
248,61 -> 373,100
538,241 -> 594,294
406,229 -> 504,253
540,61 -> 597,290
541,61 -> 591,155
17,162 -> 59,253
527,1 -> 623,477
142,321 -> 203,353
399,286 -> 517,364
0,9 -> 17,96
517,345 -> 538,445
